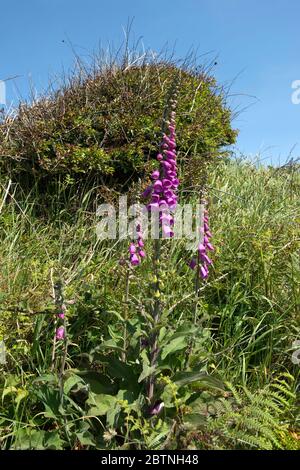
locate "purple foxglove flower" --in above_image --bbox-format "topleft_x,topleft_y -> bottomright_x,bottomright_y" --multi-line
165,154 -> 176,162
142,186 -> 152,199
153,180 -> 163,190
162,225 -> 174,238
153,187 -> 162,195
57,312 -> 65,319
129,243 -> 136,254
166,197 -> 176,206
165,150 -> 176,159
191,203 -> 214,280
164,189 -> 173,199
149,401 -> 164,416
147,202 -> 160,212
162,179 -> 172,188
132,89 -> 179,262
198,243 -> 206,253
159,199 -> 168,207
162,161 -> 172,170
189,258 -> 197,270
151,170 -> 160,180
200,265 -> 208,279
200,253 -> 212,265
130,254 -> 140,266
151,194 -> 160,203
160,213 -> 173,223
56,326 -> 65,340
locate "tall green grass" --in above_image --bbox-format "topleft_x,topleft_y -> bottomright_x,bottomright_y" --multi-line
0,159 -> 299,449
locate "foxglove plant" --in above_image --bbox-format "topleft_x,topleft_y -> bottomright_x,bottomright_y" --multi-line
184,200 -> 215,365
128,87 -> 179,268
145,80 -> 180,404
189,200 -> 214,280
127,76 -> 181,406
143,107 -> 179,233
129,223 -> 146,266
51,280 -> 67,372
55,299 -> 66,340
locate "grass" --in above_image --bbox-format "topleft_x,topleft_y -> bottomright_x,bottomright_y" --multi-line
0,158 -> 299,450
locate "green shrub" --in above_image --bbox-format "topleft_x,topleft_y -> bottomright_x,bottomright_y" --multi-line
0,57 -> 236,192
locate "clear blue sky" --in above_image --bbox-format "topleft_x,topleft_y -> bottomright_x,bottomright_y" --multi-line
1,0 -> 299,164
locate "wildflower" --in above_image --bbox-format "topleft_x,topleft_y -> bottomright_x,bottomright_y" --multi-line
189,258 -> 197,270
103,428 -> 117,443
130,253 -> 140,266
142,186 -> 152,198
149,400 -> 165,416
129,221 -> 146,266
151,170 -> 160,180
200,265 -> 208,279
129,243 -> 136,254
189,201 -> 214,279
56,326 -> 65,340
130,85 -> 179,262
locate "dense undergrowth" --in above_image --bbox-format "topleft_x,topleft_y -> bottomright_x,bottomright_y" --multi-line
0,158 -> 299,450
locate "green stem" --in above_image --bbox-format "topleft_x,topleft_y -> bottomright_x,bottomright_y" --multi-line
148,238 -> 161,403
122,266 -> 130,362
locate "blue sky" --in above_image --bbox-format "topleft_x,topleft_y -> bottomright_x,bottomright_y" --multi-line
0,0 -> 299,164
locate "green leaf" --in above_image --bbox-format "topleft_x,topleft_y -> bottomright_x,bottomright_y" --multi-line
172,371 -> 225,390
76,430 -> 96,447
107,404 -> 121,428
169,325 -> 198,341
12,429 -> 46,450
44,431 -> 64,450
63,374 -> 84,395
138,364 -> 156,383
161,336 -> 188,360
15,389 -> 29,410
107,357 -> 136,381
98,339 -> 125,353
33,373 -> 58,385
158,326 -> 167,343
87,393 -> 117,416
76,370 -> 115,394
